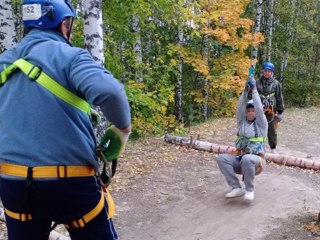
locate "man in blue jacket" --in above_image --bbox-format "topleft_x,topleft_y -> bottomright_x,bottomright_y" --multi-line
0,0 -> 131,239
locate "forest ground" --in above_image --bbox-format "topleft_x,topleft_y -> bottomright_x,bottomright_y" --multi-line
113,107 -> 320,240
1,107 -> 320,240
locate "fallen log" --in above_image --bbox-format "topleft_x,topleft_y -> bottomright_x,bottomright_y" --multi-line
0,207 -> 70,240
164,134 -> 320,171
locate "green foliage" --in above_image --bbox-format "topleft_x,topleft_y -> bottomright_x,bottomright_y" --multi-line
255,0 -> 320,108
13,0 -> 320,137
125,80 -> 180,138
72,14 -> 85,48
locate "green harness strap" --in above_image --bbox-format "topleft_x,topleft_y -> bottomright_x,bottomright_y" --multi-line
0,58 -> 91,115
237,136 -> 266,142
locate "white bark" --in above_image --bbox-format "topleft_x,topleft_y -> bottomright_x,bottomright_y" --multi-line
83,0 -> 104,65
83,0 -> 108,138
279,0 -> 296,82
0,0 -> 17,52
164,134 -> 320,171
132,14 -> 143,82
266,0 -> 274,62
252,0 -> 263,62
0,207 -> 4,221
48,231 -> 70,240
176,26 -> 184,122
202,32 -> 209,121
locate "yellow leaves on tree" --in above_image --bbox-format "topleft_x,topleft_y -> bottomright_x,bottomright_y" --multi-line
170,44 -> 210,76
197,0 -> 264,52
174,0 -> 264,81
212,53 -> 252,91
171,0 -> 265,116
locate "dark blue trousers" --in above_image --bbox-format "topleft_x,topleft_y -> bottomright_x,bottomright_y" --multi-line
0,176 -> 118,240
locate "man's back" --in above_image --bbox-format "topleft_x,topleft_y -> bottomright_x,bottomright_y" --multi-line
0,29 -> 129,170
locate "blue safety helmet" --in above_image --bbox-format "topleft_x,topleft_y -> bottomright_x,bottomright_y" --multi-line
247,99 -> 254,109
262,62 -> 275,72
22,0 -> 76,29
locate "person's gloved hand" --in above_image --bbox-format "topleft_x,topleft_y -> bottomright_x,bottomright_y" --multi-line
247,76 -> 257,90
90,108 -> 102,128
98,125 -> 130,162
277,113 -> 283,122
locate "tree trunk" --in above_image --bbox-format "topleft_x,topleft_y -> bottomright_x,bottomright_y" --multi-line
83,0 -> 105,65
83,0 -> 109,139
279,56 -> 287,82
132,14 -> 143,82
252,0 -> 263,62
202,79 -> 208,121
176,26 -> 184,122
266,0 -> 274,62
0,0 -> 17,52
279,0 -> 296,82
164,134 -> 320,171
200,23 -> 209,121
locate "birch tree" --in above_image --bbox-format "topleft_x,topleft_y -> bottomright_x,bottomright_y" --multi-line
83,0 -> 104,65
176,25 -> 184,122
132,14 -> 143,82
266,0 -> 274,61
82,0 -> 109,139
277,0 -> 297,82
0,0 -> 18,217
201,33 -> 209,121
0,0 -> 17,52
252,0 -> 263,65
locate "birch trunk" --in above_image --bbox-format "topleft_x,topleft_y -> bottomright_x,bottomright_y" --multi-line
176,26 -> 184,122
252,0 -> 263,62
201,33 -> 209,121
164,134 -> 320,171
279,0 -> 296,82
0,0 -> 17,222
83,0 -> 108,139
266,0 -> 274,62
83,0 -> 105,65
0,0 -> 17,52
132,14 -> 143,82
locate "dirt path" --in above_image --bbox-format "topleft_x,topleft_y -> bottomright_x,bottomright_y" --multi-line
113,107 -> 320,240
1,107 -> 320,240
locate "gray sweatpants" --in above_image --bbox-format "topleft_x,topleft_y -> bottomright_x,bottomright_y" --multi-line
217,153 -> 266,192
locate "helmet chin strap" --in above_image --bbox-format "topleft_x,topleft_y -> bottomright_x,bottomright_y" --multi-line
66,17 -> 74,40
59,17 -> 74,41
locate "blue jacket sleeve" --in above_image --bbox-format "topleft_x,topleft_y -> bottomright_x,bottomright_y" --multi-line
69,49 -> 131,129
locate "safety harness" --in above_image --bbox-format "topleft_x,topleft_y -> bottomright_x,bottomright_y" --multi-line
0,58 -> 115,227
257,78 -> 279,124
234,121 -> 266,175
236,121 -> 266,153
0,58 -> 91,114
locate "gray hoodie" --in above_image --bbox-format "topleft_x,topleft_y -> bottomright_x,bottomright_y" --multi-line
235,90 -> 268,155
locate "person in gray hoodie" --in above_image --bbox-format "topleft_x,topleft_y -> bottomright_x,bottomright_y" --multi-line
217,76 -> 268,201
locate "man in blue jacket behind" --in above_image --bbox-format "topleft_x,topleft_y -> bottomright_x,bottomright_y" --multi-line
0,0 -> 131,239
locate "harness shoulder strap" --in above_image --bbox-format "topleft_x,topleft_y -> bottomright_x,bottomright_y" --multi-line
237,122 -> 266,142
0,58 -> 91,115
260,79 -> 275,96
